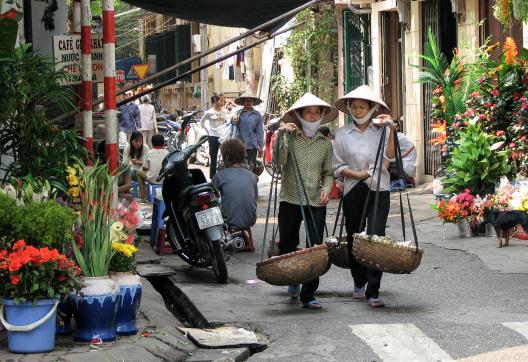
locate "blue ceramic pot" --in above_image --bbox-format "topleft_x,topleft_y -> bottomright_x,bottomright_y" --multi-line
110,272 -> 143,335
70,276 -> 120,342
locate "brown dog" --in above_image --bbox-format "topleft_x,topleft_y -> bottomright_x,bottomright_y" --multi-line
485,210 -> 528,248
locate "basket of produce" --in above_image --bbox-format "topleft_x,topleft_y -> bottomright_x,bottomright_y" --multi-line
352,233 -> 423,274
325,236 -> 351,269
256,244 -> 329,286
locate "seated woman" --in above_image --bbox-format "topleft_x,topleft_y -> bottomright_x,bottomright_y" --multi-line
212,139 -> 258,251
96,141 -> 133,201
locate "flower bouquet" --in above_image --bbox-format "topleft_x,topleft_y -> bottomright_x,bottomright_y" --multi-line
433,189 -> 474,224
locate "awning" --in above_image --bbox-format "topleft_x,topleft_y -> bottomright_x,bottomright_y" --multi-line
122,0 -> 311,31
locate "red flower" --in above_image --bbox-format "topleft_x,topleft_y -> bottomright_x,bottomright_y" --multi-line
510,142 -> 516,148
10,275 -> 21,285
497,130 -> 505,136
57,274 -> 66,282
12,240 -> 26,250
491,88 -> 500,97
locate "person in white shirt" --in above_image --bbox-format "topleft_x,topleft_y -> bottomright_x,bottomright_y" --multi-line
137,134 -> 169,202
200,93 -> 229,178
138,97 -> 158,148
332,85 -> 396,309
122,131 -> 149,181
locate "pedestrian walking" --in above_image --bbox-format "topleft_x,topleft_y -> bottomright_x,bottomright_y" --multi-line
332,85 -> 396,308
200,93 -> 229,178
233,91 -> 264,173
138,96 -> 158,148
118,91 -> 141,141
122,131 -> 149,181
276,92 -> 337,309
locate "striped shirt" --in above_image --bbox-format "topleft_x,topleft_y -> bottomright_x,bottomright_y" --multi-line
277,129 -> 333,207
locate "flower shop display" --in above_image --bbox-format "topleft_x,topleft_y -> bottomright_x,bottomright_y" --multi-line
109,199 -> 142,335
70,161 -> 120,342
433,189 -> 475,237
0,240 -> 80,353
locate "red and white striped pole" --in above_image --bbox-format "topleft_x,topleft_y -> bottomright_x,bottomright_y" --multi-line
103,0 -> 118,174
80,0 -> 93,163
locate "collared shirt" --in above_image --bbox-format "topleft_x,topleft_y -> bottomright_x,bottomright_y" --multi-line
200,107 -> 229,137
118,102 -> 141,133
138,103 -> 156,131
397,132 -> 417,177
277,129 -> 333,207
332,122 -> 392,195
238,108 -> 264,150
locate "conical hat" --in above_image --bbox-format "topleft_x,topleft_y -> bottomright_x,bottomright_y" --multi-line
334,85 -> 390,116
281,92 -> 338,124
234,91 -> 262,106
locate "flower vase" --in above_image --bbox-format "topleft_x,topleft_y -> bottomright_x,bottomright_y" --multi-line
70,276 -> 120,342
485,223 -> 497,238
55,296 -> 73,335
110,272 -> 142,335
457,220 -> 471,238
0,299 -> 59,353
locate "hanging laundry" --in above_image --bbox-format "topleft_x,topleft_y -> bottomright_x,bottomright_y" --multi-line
215,50 -> 224,68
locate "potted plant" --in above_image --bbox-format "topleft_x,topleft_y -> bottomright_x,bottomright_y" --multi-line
109,200 -> 142,335
70,161 -> 121,342
433,189 -> 474,237
0,240 -> 80,353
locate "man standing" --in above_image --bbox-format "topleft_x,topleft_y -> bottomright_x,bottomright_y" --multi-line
233,91 -> 264,172
138,96 -> 157,147
118,91 -> 141,141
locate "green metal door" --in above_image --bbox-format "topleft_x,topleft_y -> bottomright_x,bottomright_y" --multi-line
343,10 -> 371,122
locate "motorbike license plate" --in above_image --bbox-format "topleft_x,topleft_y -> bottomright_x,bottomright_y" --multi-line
195,207 -> 224,229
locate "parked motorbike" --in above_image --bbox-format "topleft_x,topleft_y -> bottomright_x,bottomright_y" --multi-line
157,136 -> 244,283
263,116 -> 282,178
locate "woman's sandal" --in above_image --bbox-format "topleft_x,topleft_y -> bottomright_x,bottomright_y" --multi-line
368,297 -> 385,308
352,287 -> 366,299
302,300 -> 322,309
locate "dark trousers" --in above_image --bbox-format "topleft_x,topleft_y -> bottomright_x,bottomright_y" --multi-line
246,148 -> 257,171
278,201 -> 326,303
209,136 -> 220,178
343,182 -> 390,299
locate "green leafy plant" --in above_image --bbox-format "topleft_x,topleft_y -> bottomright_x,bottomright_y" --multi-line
72,161 -> 120,277
0,43 -> 86,189
442,120 -> 511,195
271,5 -> 338,113
0,192 -> 19,246
0,240 -> 80,303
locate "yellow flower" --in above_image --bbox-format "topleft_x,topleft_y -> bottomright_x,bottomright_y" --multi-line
66,166 -> 77,175
112,242 -> 138,257
66,174 -> 79,186
69,187 -> 80,198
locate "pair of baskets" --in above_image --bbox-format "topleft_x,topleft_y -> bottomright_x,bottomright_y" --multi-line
256,244 -> 329,286
325,235 -> 423,274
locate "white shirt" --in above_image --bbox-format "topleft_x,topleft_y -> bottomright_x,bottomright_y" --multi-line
200,108 -> 229,137
397,132 -> 417,177
332,122 -> 393,195
138,103 -> 157,131
122,144 -> 149,172
144,148 -> 169,184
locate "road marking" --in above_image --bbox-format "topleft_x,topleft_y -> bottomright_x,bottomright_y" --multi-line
503,322 -> 528,339
349,323 -> 453,362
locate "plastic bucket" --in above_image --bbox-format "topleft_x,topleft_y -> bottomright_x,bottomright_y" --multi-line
0,299 -> 58,353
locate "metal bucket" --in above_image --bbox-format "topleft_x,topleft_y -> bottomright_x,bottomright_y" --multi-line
457,220 -> 471,238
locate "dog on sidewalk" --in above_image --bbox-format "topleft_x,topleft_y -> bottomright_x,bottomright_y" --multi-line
485,210 -> 528,248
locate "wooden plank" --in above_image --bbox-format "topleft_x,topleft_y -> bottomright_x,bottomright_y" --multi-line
136,264 -> 175,277
178,326 -> 262,348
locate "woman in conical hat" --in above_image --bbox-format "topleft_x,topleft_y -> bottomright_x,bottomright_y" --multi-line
332,85 -> 396,308
275,92 -> 337,309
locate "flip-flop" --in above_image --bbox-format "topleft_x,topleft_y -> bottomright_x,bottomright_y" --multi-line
287,285 -> 300,299
302,300 -> 322,309
352,287 -> 366,299
368,297 -> 385,308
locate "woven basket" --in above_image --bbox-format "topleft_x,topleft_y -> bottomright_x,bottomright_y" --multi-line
256,244 -> 329,286
325,236 -> 351,269
352,233 -> 423,274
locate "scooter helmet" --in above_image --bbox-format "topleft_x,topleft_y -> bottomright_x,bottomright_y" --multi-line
253,159 -> 264,176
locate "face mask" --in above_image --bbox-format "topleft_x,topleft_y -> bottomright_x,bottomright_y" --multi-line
348,104 -> 379,125
295,111 -> 323,138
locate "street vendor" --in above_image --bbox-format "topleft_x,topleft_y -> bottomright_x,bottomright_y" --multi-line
276,92 -> 337,309
332,85 -> 396,308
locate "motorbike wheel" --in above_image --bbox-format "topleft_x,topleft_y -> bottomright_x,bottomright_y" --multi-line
167,223 -> 209,268
209,240 -> 228,283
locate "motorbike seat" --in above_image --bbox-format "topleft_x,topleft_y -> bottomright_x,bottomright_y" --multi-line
185,183 -> 217,198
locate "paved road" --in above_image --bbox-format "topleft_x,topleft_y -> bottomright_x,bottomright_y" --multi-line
173,169 -> 528,361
